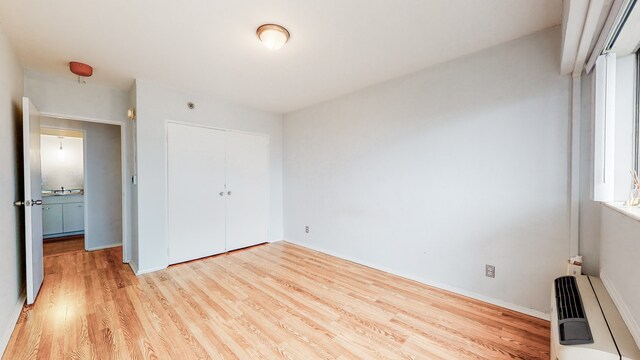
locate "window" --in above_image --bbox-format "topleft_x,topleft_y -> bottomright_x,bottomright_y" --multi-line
635,49 -> 640,175
592,50 -> 639,204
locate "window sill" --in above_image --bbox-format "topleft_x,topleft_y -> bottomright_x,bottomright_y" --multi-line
602,202 -> 640,222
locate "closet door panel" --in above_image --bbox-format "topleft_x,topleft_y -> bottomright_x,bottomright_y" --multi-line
225,132 -> 269,251
167,123 -> 226,264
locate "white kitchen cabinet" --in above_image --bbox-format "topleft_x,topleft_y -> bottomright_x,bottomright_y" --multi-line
167,123 -> 269,265
42,204 -> 63,235
63,203 -> 84,233
42,195 -> 85,238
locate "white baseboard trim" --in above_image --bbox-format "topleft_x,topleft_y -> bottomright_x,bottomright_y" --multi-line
129,261 -> 167,276
86,243 -> 122,251
286,240 -> 550,321
128,261 -> 139,275
600,271 -> 640,347
0,289 -> 25,357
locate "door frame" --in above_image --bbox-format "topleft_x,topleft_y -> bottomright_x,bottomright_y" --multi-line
40,127 -> 87,246
39,112 -> 130,263
164,120 -> 270,265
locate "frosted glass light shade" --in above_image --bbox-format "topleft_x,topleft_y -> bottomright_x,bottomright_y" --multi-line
257,24 -> 290,50
57,137 -> 65,162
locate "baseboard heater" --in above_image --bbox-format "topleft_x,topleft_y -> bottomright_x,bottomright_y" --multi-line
551,275 -> 640,359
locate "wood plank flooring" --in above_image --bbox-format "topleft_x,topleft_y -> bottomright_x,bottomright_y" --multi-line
3,241 -> 550,359
43,235 -> 84,257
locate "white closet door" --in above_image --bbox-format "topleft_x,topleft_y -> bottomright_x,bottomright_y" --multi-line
225,131 -> 269,251
167,123 -> 227,264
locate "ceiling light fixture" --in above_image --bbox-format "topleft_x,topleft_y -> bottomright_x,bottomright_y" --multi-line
69,61 -> 93,84
257,24 -> 290,50
57,136 -> 65,162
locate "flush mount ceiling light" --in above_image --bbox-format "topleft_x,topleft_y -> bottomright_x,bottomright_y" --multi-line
257,24 -> 290,50
69,61 -> 93,84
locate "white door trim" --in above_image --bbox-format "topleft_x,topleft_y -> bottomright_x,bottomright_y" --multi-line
40,127 -> 88,248
165,119 -> 271,139
39,112 -> 131,263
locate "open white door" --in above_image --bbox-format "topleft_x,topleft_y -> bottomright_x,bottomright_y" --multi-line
20,97 -> 44,305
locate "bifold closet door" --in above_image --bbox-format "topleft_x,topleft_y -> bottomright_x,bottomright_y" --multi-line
225,131 -> 269,251
167,123 -> 226,264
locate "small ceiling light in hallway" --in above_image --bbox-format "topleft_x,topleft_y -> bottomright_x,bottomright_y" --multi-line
69,61 -> 93,84
257,24 -> 290,50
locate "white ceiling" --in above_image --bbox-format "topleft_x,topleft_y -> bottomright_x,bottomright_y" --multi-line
0,0 -> 561,113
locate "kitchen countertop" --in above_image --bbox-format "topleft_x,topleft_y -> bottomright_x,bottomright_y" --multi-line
42,190 -> 84,197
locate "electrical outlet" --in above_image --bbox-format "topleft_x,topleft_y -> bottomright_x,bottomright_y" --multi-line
485,265 -> 495,278
305,226 -> 310,234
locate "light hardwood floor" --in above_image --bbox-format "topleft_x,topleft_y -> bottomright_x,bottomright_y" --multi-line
43,235 -> 84,257
3,241 -> 550,359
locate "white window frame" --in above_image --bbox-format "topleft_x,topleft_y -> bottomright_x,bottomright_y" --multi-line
634,50 -> 640,174
592,53 -> 617,202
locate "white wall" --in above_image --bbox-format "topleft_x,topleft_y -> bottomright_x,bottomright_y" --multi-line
0,26 -> 24,355
24,70 -> 129,122
40,117 -> 122,250
40,135 -> 84,190
600,206 -> 640,346
24,71 -> 133,259
283,27 -> 570,315
134,80 -> 283,273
